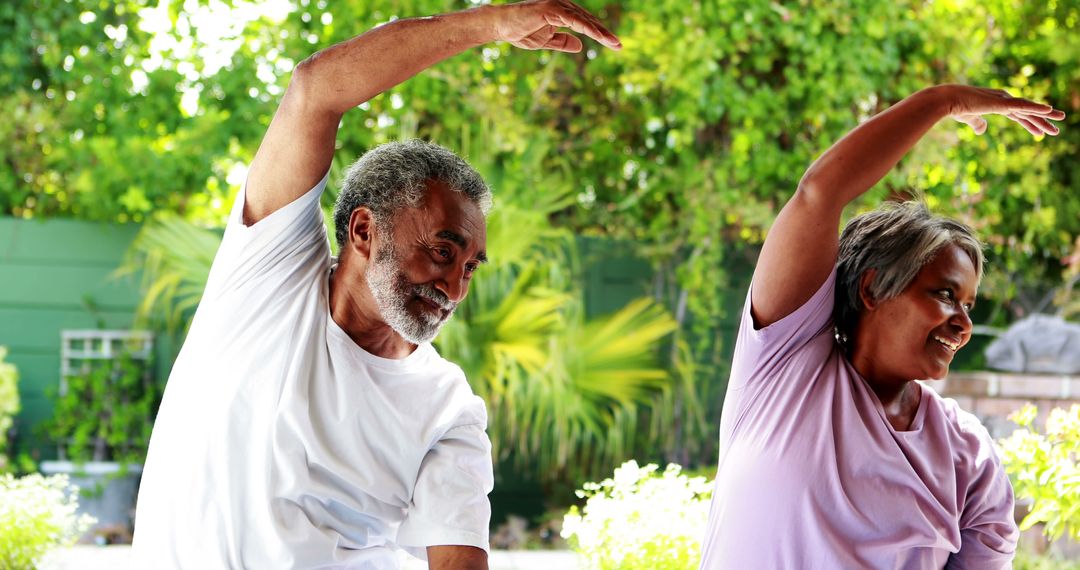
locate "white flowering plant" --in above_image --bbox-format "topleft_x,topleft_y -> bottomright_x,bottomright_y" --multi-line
0,346 -> 19,471
0,473 -> 95,569
561,460 -> 713,570
998,403 -> 1080,541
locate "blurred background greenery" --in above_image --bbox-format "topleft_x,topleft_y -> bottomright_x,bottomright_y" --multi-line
1,0 -> 1079,552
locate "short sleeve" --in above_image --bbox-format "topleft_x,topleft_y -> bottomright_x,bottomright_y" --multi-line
946,445 -> 1019,569
201,171 -> 330,304
396,420 -> 494,559
727,268 -> 838,392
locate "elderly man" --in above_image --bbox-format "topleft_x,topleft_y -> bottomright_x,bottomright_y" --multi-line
130,1 -> 620,568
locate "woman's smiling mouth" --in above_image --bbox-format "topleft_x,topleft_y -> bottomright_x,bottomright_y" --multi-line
931,334 -> 960,352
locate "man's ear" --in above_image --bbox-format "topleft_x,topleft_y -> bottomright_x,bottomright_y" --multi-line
858,269 -> 878,311
347,207 -> 376,260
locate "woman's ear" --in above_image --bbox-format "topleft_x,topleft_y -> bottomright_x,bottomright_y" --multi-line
858,269 -> 878,311
347,207 -> 376,260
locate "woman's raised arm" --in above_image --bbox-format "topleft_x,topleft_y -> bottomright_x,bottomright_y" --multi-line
749,85 -> 1063,329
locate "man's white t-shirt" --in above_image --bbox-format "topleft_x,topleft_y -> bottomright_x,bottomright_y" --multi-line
131,175 -> 494,569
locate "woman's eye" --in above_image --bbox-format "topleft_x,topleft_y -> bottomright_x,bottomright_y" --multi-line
435,248 -> 450,259
939,289 -> 955,301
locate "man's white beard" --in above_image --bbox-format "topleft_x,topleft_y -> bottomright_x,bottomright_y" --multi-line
365,243 -> 455,345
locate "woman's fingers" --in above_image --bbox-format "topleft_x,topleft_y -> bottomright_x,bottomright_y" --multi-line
954,87 -> 1065,121
1000,96 -> 1064,118
954,115 -> 988,135
951,86 -> 1066,137
1016,112 -> 1061,135
1006,113 -> 1044,136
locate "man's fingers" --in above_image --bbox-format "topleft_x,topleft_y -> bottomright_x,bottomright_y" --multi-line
564,1 -> 621,48
544,31 -> 583,53
547,2 -> 621,49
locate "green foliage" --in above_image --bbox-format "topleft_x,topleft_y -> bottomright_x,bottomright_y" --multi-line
120,167 -> 683,481
999,403 -> 1080,542
561,460 -> 712,570
117,215 -> 219,337
436,147 -> 688,480
0,347 -> 19,472
1013,549 -> 1080,570
0,0 -> 238,223
42,353 -> 158,466
0,473 -> 95,569
10,0 -> 1079,471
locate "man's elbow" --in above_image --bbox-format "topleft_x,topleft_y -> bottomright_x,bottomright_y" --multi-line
282,55 -> 328,116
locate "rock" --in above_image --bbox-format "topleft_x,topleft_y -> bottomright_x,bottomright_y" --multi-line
985,314 -> 1080,374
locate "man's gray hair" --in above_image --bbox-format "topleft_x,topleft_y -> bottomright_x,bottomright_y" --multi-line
834,201 -> 984,348
332,139 -> 492,248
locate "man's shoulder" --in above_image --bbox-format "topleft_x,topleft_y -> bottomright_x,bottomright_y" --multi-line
417,346 -> 487,428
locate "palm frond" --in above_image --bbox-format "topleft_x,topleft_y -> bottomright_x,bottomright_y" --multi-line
116,216 -> 218,338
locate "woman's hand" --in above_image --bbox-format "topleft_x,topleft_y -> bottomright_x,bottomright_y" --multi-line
942,85 -> 1066,136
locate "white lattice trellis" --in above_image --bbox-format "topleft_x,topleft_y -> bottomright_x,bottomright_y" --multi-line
60,330 -> 153,380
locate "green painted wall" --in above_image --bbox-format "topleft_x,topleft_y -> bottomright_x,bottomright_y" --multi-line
0,217 -> 146,461
0,216 -> 748,472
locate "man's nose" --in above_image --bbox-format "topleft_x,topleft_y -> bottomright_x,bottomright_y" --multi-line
434,266 -> 469,304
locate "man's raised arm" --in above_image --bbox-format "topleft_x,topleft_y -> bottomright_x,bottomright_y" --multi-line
243,0 -> 621,225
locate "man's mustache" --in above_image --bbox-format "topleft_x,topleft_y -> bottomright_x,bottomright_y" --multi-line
412,282 -> 455,312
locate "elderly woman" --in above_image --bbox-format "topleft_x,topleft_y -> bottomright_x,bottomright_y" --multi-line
700,85 -> 1064,569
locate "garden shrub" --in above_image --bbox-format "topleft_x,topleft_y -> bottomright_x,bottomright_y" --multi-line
998,404 -> 1080,541
0,473 -> 94,569
0,347 -> 18,471
1013,549 -> 1080,570
562,460 -> 712,570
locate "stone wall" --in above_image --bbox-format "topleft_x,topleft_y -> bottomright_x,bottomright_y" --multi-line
924,371 -> 1080,439
924,371 -> 1080,558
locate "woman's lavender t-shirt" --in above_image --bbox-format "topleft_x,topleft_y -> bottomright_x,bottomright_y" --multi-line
700,270 -> 1017,569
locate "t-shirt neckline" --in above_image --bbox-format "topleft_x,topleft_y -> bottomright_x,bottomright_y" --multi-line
323,264 -> 436,372
851,366 -> 930,434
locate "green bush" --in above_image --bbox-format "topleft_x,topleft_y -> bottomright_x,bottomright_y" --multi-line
0,347 -> 19,472
1013,549 -> 1080,570
561,460 -> 712,569
998,404 -> 1080,541
0,473 -> 94,569
43,352 -> 157,466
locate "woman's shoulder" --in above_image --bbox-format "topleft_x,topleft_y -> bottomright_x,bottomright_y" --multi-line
921,386 -> 1002,468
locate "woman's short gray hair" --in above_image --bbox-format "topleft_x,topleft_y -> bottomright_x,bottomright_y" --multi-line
332,139 -> 493,248
834,201 -> 984,348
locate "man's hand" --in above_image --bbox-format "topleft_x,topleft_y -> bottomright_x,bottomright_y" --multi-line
490,0 -> 621,52
942,84 -> 1065,136
243,0 -> 620,226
